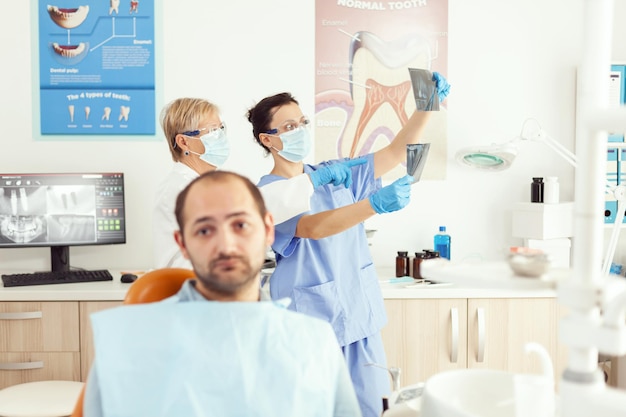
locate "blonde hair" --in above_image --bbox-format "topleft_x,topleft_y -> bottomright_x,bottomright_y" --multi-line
160,98 -> 219,162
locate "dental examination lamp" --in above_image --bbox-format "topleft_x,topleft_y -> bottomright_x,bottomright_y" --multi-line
455,118 -> 577,171
455,118 -> 626,277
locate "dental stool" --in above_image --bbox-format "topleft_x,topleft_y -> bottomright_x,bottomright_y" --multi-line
0,380 -> 84,417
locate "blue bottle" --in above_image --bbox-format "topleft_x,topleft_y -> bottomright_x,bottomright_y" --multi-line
434,226 -> 451,260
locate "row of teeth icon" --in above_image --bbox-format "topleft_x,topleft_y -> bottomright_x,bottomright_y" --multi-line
67,106 -> 130,122
47,5 -> 89,29
52,42 -> 86,58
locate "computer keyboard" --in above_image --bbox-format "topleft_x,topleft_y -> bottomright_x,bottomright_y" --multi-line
1,269 -> 114,287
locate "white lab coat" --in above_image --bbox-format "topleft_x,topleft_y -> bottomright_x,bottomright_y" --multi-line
152,162 -> 313,269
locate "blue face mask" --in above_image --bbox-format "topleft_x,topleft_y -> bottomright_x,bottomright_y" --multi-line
274,127 -> 311,163
187,128 -> 230,168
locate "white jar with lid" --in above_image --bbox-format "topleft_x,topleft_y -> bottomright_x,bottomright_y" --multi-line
544,176 -> 559,204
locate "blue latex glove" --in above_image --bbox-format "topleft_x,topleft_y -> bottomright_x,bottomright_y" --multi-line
368,175 -> 413,214
309,158 -> 367,189
432,72 -> 450,102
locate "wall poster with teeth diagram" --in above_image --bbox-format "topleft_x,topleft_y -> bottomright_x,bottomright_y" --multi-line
34,0 -> 156,138
315,0 -> 448,180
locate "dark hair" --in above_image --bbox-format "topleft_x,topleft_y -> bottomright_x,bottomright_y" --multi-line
174,171 -> 267,235
246,92 -> 299,153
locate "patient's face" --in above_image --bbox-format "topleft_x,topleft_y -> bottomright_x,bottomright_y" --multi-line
175,177 -> 273,300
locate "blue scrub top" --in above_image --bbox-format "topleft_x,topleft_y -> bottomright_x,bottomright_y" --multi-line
258,154 -> 387,346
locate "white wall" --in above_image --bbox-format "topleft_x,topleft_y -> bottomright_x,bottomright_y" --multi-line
1,0 -> 625,272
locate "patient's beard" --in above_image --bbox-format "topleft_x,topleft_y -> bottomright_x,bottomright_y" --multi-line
194,253 -> 260,297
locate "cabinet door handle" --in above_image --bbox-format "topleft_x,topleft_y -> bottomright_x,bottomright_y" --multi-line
0,311 -> 43,320
0,361 -> 44,370
477,307 -> 485,362
450,307 -> 459,363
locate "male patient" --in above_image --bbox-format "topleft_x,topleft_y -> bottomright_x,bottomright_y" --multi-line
83,171 -> 361,416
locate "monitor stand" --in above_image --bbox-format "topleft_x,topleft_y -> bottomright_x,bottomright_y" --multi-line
50,246 -> 70,272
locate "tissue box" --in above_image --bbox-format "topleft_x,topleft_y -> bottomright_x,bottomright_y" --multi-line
512,202 -> 574,240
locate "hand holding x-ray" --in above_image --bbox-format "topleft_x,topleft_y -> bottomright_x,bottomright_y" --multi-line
408,68 -> 450,111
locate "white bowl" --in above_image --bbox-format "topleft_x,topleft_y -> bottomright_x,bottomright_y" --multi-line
421,369 -> 515,417
507,253 -> 551,278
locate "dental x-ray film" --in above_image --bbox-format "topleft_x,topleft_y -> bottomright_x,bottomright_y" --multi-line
409,68 -> 439,111
407,143 -> 430,183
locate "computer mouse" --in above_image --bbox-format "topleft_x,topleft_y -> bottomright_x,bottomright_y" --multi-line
120,273 -> 138,283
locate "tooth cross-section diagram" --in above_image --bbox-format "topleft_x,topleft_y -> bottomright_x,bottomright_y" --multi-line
340,31 -> 433,159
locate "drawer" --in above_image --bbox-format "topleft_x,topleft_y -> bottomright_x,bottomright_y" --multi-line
0,302 -> 79,352
0,352 -> 80,389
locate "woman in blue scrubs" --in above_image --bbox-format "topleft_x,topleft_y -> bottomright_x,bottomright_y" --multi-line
247,81 -> 447,417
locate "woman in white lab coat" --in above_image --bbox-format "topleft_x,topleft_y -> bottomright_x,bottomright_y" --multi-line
153,97 -> 356,269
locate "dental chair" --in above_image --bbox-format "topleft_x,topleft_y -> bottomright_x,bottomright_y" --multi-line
70,268 -> 196,417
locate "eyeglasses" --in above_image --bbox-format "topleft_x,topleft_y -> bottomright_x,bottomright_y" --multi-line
265,117 -> 310,135
181,122 -> 227,137
173,123 -> 226,149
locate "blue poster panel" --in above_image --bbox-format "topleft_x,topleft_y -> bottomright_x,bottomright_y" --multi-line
38,1 -> 155,136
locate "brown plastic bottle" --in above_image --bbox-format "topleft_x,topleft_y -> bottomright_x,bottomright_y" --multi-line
412,251 -> 427,279
396,251 -> 410,277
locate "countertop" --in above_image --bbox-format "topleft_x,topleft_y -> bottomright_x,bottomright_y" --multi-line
0,262 -> 557,301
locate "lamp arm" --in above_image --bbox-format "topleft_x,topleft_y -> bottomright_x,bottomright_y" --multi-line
536,130 -> 579,168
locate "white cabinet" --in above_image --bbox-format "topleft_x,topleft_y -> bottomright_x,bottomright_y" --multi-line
382,297 -> 565,387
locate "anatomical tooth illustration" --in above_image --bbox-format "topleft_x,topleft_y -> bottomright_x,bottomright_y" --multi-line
102,107 -> 111,121
84,106 -> 90,121
52,42 -> 86,58
109,0 -> 120,15
118,106 -> 130,122
68,105 -> 75,122
342,31 -> 432,159
47,5 -> 90,29
130,0 -> 139,14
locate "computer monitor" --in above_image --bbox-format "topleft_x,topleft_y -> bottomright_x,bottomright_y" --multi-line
0,172 -> 126,272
